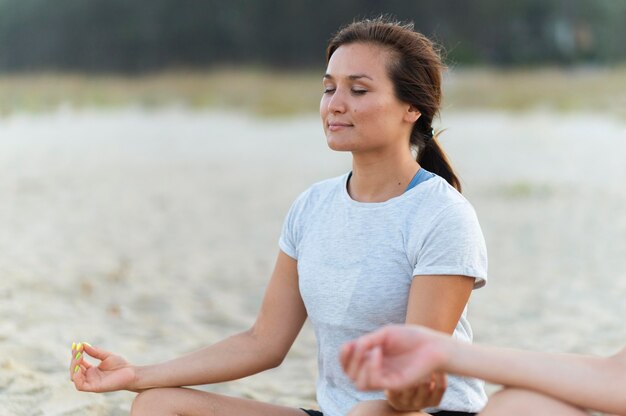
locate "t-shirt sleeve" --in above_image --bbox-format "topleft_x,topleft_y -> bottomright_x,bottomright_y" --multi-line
413,202 -> 488,289
278,189 -> 309,260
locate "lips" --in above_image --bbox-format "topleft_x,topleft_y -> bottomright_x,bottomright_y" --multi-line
327,121 -> 353,131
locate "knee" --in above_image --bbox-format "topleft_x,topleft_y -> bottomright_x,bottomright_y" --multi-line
347,400 -> 391,416
131,388 -> 176,416
482,388 -> 532,414
347,401 -> 370,416
482,388 -> 586,416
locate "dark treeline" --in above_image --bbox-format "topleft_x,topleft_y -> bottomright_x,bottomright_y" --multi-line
0,0 -> 624,73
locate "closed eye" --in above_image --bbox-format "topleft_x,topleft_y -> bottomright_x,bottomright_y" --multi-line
323,87 -> 368,95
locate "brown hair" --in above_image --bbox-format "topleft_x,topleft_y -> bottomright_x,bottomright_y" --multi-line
326,16 -> 462,192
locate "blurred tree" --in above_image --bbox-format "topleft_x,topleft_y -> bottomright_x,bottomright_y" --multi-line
0,0 -> 623,73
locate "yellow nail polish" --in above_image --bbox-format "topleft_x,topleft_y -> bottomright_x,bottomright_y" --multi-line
75,352 -> 82,360
74,364 -> 80,373
83,342 -> 91,347
77,343 -> 83,352
71,342 -> 76,351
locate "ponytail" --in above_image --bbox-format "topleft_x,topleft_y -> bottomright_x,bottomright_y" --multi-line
413,116 -> 461,193
417,132 -> 462,193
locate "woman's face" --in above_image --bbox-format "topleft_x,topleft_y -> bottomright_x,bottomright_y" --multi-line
320,42 -> 418,154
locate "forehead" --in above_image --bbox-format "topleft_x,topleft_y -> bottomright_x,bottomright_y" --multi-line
326,42 -> 393,80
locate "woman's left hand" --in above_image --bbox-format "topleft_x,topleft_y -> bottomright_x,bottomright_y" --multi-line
385,371 -> 447,411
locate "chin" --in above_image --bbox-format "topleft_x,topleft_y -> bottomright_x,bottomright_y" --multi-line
326,138 -> 354,152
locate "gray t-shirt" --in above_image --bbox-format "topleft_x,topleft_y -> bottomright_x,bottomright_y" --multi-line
279,172 -> 488,415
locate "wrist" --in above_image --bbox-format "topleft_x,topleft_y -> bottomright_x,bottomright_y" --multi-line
441,337 -> 471,376
435,335 -> 458,373
127,365 -> 146,392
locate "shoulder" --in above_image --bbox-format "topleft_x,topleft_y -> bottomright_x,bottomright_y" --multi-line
290,173 -> 346,209
409,175 -> 477,222
284,173 -> 347,222
307,173 -> 346,197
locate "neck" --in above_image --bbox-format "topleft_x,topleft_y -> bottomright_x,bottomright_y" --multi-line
348,148 -> 420,203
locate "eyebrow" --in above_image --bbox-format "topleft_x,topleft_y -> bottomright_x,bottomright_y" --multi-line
323,73 -> 374,81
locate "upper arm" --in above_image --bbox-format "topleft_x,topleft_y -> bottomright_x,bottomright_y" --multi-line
406,201 -> 487,332
251,250 -> 307,363
405,275 -> 475,334
412,202 -> 488,289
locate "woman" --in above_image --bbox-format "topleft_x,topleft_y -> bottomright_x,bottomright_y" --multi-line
70,17 -> 488,416
341,325 -> 626,415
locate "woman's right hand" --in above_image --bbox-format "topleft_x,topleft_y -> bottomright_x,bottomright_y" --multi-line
69,342 -> 137,392
384,372 -> 447,411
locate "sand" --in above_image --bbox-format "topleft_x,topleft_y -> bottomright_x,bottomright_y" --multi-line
0,108 -> 624,415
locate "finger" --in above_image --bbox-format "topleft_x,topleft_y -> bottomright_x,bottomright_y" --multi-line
420,373 -> 438,408
400,386 -> 417,410
361,347 -> 383,391
354,346 -> 376,390
72,363 -> 89,389
430,372 -> 446,407
384,388 -> 403,411
82,343 -> 111,361
354,326 -> 393,352
70,360 -> 83,383
71,342 -> 85,363
340,342 -> 354,373
386,387 -> 415,411
412,379 -> 430,410
366,346 -> 385,390
346,341 -> 366,381
69,346 -> 81,380
70,343 -> 97,380
69,341 -> 78,378
384,388 -> 394,400
355,349 -> 371,390
342,342 -> 356,380
70,348 -> 84,380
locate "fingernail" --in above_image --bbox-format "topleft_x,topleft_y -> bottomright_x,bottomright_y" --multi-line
74,365 -> 80,373
71,342 -> 76,351
75,352 -> 82,360
77,343 -> 83,352
83,342 -> 92,347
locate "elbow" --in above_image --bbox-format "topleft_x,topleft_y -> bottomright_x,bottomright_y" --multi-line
267,354 -> 286,369
245,326 -> 288,370
265,343 -> 289,369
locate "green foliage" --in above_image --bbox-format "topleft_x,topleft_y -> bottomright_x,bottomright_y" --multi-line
0,0 -> 624,72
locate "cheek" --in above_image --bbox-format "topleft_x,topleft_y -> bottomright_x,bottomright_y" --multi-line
320,96 -> 329,117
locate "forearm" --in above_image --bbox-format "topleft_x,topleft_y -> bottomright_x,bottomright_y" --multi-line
131,328 -> 281,390
445,341 -> 626,415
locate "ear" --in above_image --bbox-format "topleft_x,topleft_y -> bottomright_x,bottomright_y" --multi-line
404,105 -> 421,123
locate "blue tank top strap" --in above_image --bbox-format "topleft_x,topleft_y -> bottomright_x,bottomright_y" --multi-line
405,168 -> 435,192
346,169 -> 434,193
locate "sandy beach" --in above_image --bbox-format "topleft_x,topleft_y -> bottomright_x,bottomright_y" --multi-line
0,108 -> 625,415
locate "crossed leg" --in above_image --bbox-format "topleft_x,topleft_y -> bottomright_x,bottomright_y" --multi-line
481,388 -> 589,416
131,391 -> 430,416
348,400 -> 430,415
130,388 -> 308,416
132,388 -> 592,416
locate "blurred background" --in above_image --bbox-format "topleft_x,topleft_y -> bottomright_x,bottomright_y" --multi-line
0,0 -> 625,116
0,1 -> 625,415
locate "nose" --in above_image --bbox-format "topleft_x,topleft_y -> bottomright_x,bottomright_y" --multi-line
326,89 -> 347,114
